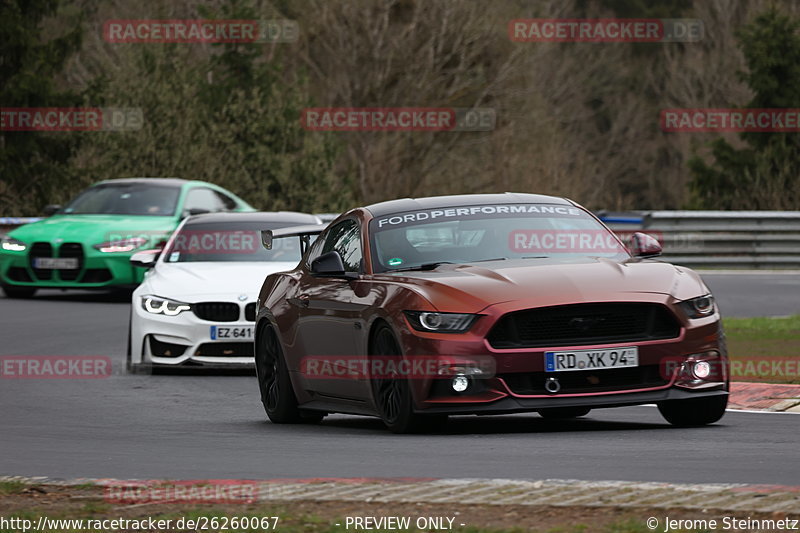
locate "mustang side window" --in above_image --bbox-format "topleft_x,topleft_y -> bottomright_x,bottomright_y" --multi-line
322,219 -> 363,273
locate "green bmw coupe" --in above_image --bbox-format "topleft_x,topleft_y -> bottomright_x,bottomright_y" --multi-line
0,178 -> 254,298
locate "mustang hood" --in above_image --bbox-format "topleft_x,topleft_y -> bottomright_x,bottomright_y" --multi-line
379,258 -> 707,313
9,214 -> 175,247
145,261 -> 299,302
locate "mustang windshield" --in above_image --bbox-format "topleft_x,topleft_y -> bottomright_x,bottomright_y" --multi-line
369,203 -> 629,272
164,221 -> 302,263
62,183 -> 181,216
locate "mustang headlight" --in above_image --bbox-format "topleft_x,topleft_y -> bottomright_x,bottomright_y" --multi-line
404,311 -> 479,333
93,237 -> 148,253
678,294 -> 715,319
1,237 -> 27,252
141,295 -> 191,316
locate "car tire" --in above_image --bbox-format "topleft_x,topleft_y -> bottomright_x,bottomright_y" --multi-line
256,323 -> 324,424
538,407 -> 591,419
1,285 -> 36,299
657,394 -> 728,427
370,323 -> 447,434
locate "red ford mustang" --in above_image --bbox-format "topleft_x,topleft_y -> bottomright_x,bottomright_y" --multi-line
254,193 -> 728,433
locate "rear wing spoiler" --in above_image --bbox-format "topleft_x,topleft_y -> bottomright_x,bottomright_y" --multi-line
261,224 -> 327,254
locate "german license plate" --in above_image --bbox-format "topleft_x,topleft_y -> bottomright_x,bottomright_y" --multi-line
210,326 -> 254,341
33,257 -> 79,269
545,347 -> 638,372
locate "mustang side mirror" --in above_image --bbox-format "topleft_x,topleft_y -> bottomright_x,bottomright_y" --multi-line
311,251 -> 357,278
43,204 -> 61,216
628,232 -> 662,258
130,250 -> 160,268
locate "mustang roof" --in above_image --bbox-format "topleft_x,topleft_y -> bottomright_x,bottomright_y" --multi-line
184,211 -> 322,225
364,192 -> 573,217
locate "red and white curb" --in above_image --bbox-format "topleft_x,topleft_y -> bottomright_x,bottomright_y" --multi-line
3,477 -> 799,514
729,382 -> 800,413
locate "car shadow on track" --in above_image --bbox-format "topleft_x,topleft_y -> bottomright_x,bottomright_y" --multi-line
5,289 -> 133,303
259,413 -> 728,435
135,367 -> 256,377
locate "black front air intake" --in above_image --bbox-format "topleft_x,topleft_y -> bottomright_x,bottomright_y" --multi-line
193,302 -> 241,322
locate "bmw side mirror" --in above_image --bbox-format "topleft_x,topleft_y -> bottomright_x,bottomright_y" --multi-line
310,251 -> 357,279
629,232 -> 662,258
261,230 -> 273,250
181,208 -> 210,219
43,204 -> 61,216
130,250 -> 160,268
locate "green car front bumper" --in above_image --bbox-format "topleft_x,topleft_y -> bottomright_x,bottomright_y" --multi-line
0,245 -> 145,290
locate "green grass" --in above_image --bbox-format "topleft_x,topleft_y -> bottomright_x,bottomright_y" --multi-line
723,315 -> 800,383
724,315 -> 800,342
0,480 -> 28,495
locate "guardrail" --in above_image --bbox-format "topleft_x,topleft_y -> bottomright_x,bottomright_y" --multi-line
2,212 -> 799,269
599,210 -> 800,269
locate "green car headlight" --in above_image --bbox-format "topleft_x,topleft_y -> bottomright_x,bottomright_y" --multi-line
1,237 -> 27,252
94,237 -> 149,253
141,295 -> 191,316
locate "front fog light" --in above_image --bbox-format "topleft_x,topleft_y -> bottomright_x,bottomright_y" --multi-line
693,360 -> 712,379
451,374 -> 470,393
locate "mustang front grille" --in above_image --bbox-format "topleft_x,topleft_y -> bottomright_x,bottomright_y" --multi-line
487,302 -> 681,349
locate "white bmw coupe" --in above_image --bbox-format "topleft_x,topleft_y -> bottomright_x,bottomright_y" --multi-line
127,211 -> 324,371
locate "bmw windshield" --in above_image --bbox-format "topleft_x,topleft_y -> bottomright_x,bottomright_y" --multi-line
62,183 -> 181,216
164,221 -> 302,263
369,203 -> 629,272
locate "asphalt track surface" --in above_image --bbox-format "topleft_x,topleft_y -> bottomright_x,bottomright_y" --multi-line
0,272 -> 798,485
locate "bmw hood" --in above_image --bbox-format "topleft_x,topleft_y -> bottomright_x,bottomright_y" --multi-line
9,214 -> 175,248
143,261 -> 299,302
378,258 -> 708,313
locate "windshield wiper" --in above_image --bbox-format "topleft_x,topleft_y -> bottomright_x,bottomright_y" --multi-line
389,261 -> 454,272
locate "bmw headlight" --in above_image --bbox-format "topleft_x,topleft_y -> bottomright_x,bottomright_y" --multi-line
1,237 -> 27,252
94,237 -> 148,253
141,295 -> 191,316
404,311 -> 479,333
678,294 -> 715,319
